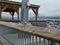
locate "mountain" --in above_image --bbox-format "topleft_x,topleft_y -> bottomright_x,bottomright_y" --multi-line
29,16 -> 60,20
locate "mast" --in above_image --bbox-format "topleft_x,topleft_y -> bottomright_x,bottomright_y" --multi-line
21,0 -> 29,24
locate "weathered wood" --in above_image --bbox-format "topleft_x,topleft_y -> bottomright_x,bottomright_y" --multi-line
35,8 -> 38,24
32,8 -> 37,15
0,21 -> 60,42
2,5 -> 8,11
32,8 -> 39,24
9,12 -> 15,21
0,36 -> 12,45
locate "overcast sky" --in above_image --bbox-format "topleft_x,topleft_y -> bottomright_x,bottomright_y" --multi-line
2,0 -> 60,17
11,0 -> 60,16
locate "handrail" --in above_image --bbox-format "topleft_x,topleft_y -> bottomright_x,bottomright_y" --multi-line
0,21 -> 60,45
0,21 -> 60,42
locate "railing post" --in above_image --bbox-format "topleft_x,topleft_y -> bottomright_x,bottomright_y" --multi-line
30,35 -> 32,44
35,36 -> 38,45
50,41 -> 56,45
43,38 -> 45,45
32,35 -> 34,45
39,37 -> 41,45
23,32 -> 24,45
48,40 -> 50,45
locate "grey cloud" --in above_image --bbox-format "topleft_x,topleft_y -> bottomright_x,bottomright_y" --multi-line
4,0 -> 60,17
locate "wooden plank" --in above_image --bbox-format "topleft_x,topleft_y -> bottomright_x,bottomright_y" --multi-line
0,1 -> 40,8
0,36 -> 13,45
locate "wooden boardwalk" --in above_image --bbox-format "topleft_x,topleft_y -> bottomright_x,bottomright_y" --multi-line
0,36 -> 13,45
0,21 -> 60,42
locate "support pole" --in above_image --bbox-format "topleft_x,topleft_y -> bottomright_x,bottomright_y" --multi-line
0,6 -> 2,21
10,12 -> 14,21
16,9 -> 19,21
35,8 -> 38,24
36,14 -> 38,23
32,8 -> 39,24
12,15 -> 14,21
17,12 -> 19,21
21,0 -> 29,24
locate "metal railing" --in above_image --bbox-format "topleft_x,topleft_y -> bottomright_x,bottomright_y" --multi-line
17,31 -> 60,45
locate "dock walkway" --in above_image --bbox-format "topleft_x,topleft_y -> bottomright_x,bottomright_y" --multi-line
0,21 -> 60,43
0,35 -> 13,45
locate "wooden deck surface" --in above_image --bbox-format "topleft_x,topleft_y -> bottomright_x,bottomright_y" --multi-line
0,36 -> 13,45
0,21 -> 60,42
0,1 -> 40,7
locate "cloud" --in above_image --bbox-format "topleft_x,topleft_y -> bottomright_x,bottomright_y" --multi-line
8,0 -> 60,16
39,0 -> 60,16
